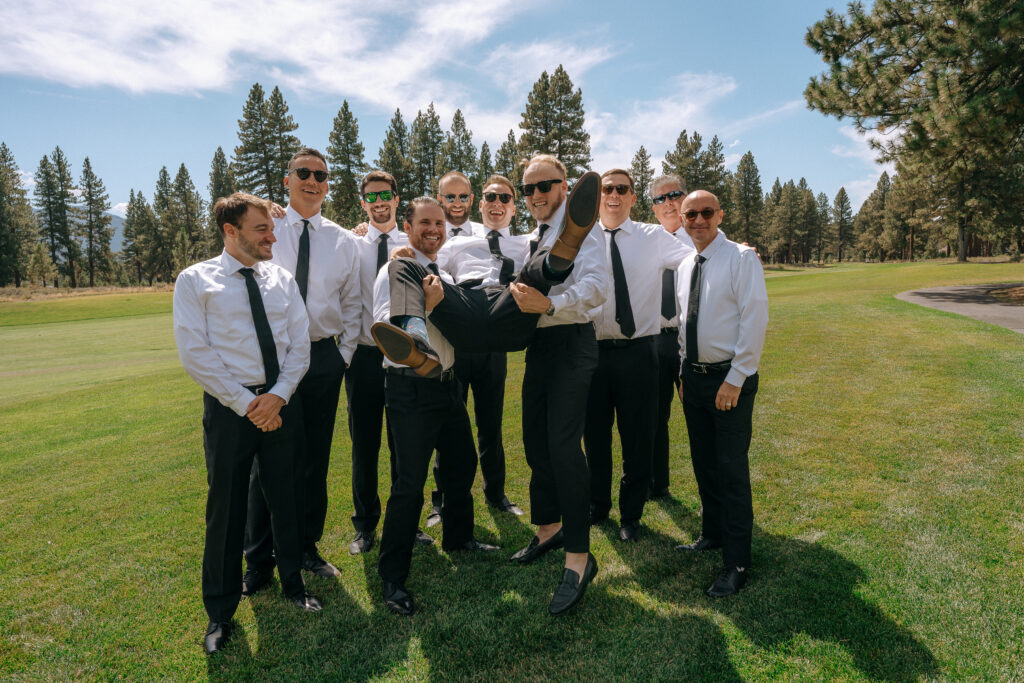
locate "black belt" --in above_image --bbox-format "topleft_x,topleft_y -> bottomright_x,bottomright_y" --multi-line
683,359 -> 732,374
386,366 -> 455,382
660,327 -> 678,335
245,384 -> 269,395
598,334 -> 655,349
311,336 -> 337,348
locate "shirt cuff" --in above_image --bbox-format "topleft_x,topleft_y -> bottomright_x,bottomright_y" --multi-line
725,367 -> 748,388
549,293 -> 568,312
231,390 -> 257,417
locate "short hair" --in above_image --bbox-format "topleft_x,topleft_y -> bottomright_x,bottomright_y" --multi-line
601,168 -> 635,192
361,169 -> 398,195
483,174 -> 516,198
522,153 -> 566,179
214,192 -> 271,235
438,171 -> 471,191
403,196 -> 443,225
287,147 -> 327,171
650,174 -> 686,196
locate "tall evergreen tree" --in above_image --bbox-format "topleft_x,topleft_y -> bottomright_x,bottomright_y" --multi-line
519,66 -> 591,178
832,187 -> 854,262
172,163 -> 206,271
814,191 -> 831,262
472,142 -> 494,222
409,103 -> 444,197
494,129 -> 524,232
853,172 -> 891,260
326,100 -> 367,227
731,151 -> 763,247
663,130 -> 703,188
150,167 -> 176,281
265,86 -> 301,204
77,157 -> 113,286
439,109 -> 477,177
376,108 -> 415,200
629,146 -> 655,223
233,83 -> 278,204
0,143 -> 37,286
33,148 -> 79,287
207,147 -> 234,255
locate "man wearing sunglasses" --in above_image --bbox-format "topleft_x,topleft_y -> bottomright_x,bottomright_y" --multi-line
674,190 -> 768,599
585,169 -> 692,544
242,148 -> 362,591
649,174 -> 695,501
437,171 -> 483,238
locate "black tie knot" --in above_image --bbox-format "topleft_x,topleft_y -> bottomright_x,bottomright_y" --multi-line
428,262 -> 440,276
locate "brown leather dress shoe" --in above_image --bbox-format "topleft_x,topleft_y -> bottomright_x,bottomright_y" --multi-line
549,171 -> 600,263
371,322 -> 441,378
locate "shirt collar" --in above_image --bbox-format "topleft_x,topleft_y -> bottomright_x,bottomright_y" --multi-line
285,205 -> 322,230
411,247 -> 437,267
446,221 -> 471,236
699,230 -> 726,260
220,249 -> 265,277
600,217 -> 635,235
484,226 -> 511,238
534,201 -> 566,235
368,223 -> 399,242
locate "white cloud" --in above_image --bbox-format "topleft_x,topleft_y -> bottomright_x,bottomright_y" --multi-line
480,41 -> 615,99
18,169 -> 35,191
721,99 -> 802,137
831,125 -> 900,168
109,202 -> 129,218
728,139 -> 740,148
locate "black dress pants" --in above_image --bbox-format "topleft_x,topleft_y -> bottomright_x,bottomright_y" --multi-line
378,371 -> 477,586
345,344 -> 397,534
245,337 -> 345,566
653,328 -> 682,492
201,393 -> 304,623
522,323 -> 598,553
585,336 -> 658,525
680,366 -> 759,568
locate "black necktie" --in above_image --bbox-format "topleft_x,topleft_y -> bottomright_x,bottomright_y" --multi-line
607,229 -> 636,338
685,254 -> 706,361
239,267 -> 280,388
428,262 -> 440,276
661,269 -> 676,320
487,230 -> 515,285
450,226 -> 463,236
295,220 -> 310,302
376,232 -> 389,272
529,223 -> 550,257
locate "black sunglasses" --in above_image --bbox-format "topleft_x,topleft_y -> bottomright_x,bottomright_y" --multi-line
601,184 -> 631,195
442,193 -> 472,203
683,208 -> 718,221
291,167 -> 328,182
519,178 -> 563,196
483,192 -> 513,204
652,190 -> 684,205
364,190 -> 395,203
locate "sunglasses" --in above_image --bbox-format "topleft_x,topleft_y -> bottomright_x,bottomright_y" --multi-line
483,192 -> 513,204
442,193 -> 472,203
652,190 -> 684,205
601,184 -> 631,196
683,208 -> 719,221
291,167 -> 328,182
363,190 -> 395,203
519,178 -> 563,196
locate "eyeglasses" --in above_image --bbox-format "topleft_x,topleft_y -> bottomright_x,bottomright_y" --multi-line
519,178 -> 563,196
683,208 -> 719,221
291,167 -> 328,183
601,184 -> 631,196
652,190 -> 684,205
482,192 -> 513,204
363,190 -> 395,203
442,193 -> 471,203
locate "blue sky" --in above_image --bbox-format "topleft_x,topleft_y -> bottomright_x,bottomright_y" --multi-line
0,0 -> 890,219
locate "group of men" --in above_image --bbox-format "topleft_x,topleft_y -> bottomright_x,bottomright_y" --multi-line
172,145 -> 768,654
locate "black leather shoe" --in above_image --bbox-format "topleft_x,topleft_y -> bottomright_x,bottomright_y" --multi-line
349,531 -> 374,555
618,521 -> 641,542
548,553 -> 599,616
510,529 -> 564,564
487,495 -> 524,516
415,528 -> 434,545
204,621 -> 231,654
241,566 -> 272,596
302,549 -> 341,577
383,582 -> 415,616
448,538 -> 501,552
589,506 -> 610,526
289,591 -> 323,612
675,535 -> 722,552
706,566 -> 747,598
425,505 -> 442,528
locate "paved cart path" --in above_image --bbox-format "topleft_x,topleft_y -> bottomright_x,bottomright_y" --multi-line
896,283 -> 1024,334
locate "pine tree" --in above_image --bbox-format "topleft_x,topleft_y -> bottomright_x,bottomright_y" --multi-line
207,147 -> 234,255
663,130 -> 703,188
731,151 -> 763,247
815,192 -> 831,261
77,157 -> 113,286
629,146 -> 655,223
853,172 -> 891,261
326,100 -> 367,227
265,86 -> 301,205
376,108 -> 415,200
519,66 -> 591,178
494,129 -> 525,233
33,148 -> 79,287
172,163 -> 206,271
409,103 -> 444,197
151,167 -> 176,281
438,109 -> 477,178
472,142 -> 494,222
832,187 -> 854,262
0,143 -> 37,286
233,83 -> 278,204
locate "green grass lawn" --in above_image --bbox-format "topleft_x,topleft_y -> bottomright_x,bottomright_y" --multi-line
1,262 -> 1022,681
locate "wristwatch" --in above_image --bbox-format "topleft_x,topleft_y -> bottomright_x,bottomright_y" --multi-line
544,302 -> 556,316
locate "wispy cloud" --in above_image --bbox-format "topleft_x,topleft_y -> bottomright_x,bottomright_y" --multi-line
831,125 -> 898,208
18,169 -> 35,191
721,99 -> 802,137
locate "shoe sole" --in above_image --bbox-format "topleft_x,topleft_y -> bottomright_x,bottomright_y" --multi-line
550,171 -> 600,262
371,322 -> 441,379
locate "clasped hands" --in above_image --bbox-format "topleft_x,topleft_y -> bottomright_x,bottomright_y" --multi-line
246,392 -> 285,432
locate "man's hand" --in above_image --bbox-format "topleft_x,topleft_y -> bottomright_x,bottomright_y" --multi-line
423,274 -> 444,312
259,415 -> 283,432
352,222 -> 369,237
246,393 -> 285,429
510,283 -> 551,314
715,381 -> 741,411
390,245 -> 415,260
270,203 -> 286,219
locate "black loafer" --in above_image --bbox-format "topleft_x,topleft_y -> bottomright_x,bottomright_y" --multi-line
241,566 -> 272,596
706,566 -> 747,598
618,521 -> 641,542
548,553 -> 599,616
289,591 -> 323,612
371,322 -> 441,378
675,535 -> 722,552
204,621 -> 231,654
383,582 -> 415,616
487,495 -> 524,516
448,538 -> 501,552
302,549 -> 341,577
510,529 -> 564,564
349,531 -> 374,555
415,528 -> 434,545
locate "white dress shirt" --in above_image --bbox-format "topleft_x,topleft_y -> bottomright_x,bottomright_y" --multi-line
675,230 -> 769,387
660,227 -> 696,329
373,248 -> 456,371
437,227 -> 532,287
173,250 -> 311,416
592,218 -> 692,340
354,223 -> 409,346
271,206 -> 361,363
445,220 -> 482,239
528,201 -> 610,328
